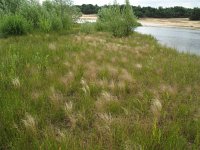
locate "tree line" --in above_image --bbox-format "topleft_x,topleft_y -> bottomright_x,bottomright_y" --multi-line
76,4 -> 200,20
0,0 -> 81,36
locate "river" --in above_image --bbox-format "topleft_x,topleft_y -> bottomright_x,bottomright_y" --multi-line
135,26 -> 200,55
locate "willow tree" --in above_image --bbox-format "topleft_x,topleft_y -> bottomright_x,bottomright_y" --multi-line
97,0 -> 137,37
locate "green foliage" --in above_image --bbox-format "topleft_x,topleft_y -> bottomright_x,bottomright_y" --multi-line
97,0 -> 137,37
77,4 -> 100,14
0,31 -> 200,149
0,15 -> 30,35
80,23 -> 96,34
0,0 -> 80,35
189,8 -> 200,20
51,17 -> 63,31
18,0 -> 41,28
0,0 -> 26,14
62,14 -> 73,30
77,4 -> 196,19
39,17 -> 52,33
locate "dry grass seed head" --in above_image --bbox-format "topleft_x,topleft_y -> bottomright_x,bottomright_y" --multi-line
31,91 -> 41,100
108,80 -> 116,91
101,91 -> 118,102
121,56 -> 129,63
96,79 -> 109,88
49,86 -> 63,104
160,84 -> 177,95
55,128 -> 66,141
63,61 -> 71,67
193,108 -> 200,121
64,101 -> 73,114
96,51 -> 105,61
60,71 -> 74,86
98,113 -> 113,125
119,69 -> 134,82
151,99 -> 162,118
81,78 -> 90,94
107,65 -> 119,77
135,64 -> 143,69
22,113 -> 37,133
117,81 -> 126,90
12,77 -> 21,88
48,43 -> 57,50
95,91 -> 118,111
84,61 -> 99,81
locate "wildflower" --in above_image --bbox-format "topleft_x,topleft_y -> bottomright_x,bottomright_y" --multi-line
12,77 -> 21,88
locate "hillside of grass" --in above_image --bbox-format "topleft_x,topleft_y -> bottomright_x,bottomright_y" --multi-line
0,31 -> 200,149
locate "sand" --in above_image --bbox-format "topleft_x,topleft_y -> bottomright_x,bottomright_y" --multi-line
79,15 -> 200,29
138,18 -> 200,29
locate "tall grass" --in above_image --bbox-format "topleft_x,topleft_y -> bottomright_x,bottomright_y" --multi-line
0,30 -> 200,149
0,0 -> 200,149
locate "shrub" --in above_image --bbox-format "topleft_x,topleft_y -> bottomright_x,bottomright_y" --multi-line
51,17 -> 63,31
62,15 -> 73,31
0,15 -> 30,35
97,0 -> 138,37
80,23 -> 96,34
19,4 -> 41,28
39,17 -> 52,32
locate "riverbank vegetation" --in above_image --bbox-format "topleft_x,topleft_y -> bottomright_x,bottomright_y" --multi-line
0,0 -> 200,149
0,0 -> 81,36
77,4 -> 200,20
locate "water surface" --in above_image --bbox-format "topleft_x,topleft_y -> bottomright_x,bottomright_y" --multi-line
135,26 -> 200,55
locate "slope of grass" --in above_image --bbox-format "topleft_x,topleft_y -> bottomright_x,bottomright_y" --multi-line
0,31 -> 200,149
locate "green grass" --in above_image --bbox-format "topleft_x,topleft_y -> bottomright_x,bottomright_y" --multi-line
0,31 -> 200,149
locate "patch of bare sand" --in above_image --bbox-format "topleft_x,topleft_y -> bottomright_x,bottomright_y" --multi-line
139,18 -> 200,29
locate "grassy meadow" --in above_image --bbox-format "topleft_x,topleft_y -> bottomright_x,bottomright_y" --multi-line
0,30 -> 200,149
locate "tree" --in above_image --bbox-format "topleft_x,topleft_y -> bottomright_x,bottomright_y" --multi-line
189,8 -> 200,20
97,0 -> 137,37
0,0 -> 26,14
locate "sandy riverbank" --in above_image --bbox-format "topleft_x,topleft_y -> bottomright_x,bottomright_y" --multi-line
79,15 -> 200,29
138,18 -> 200,29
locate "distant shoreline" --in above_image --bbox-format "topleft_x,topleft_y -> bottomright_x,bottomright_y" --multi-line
79,15 -> 200,29
138,18 -> 200,30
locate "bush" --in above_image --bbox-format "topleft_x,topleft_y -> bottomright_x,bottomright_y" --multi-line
80,23 -> 96,34
39,17 -> 52,32
97,0 -> 138,37
62,15 -> 73,31
51,17 -> 63,31
0,15 -> 30,35
18,0 -> 42,29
